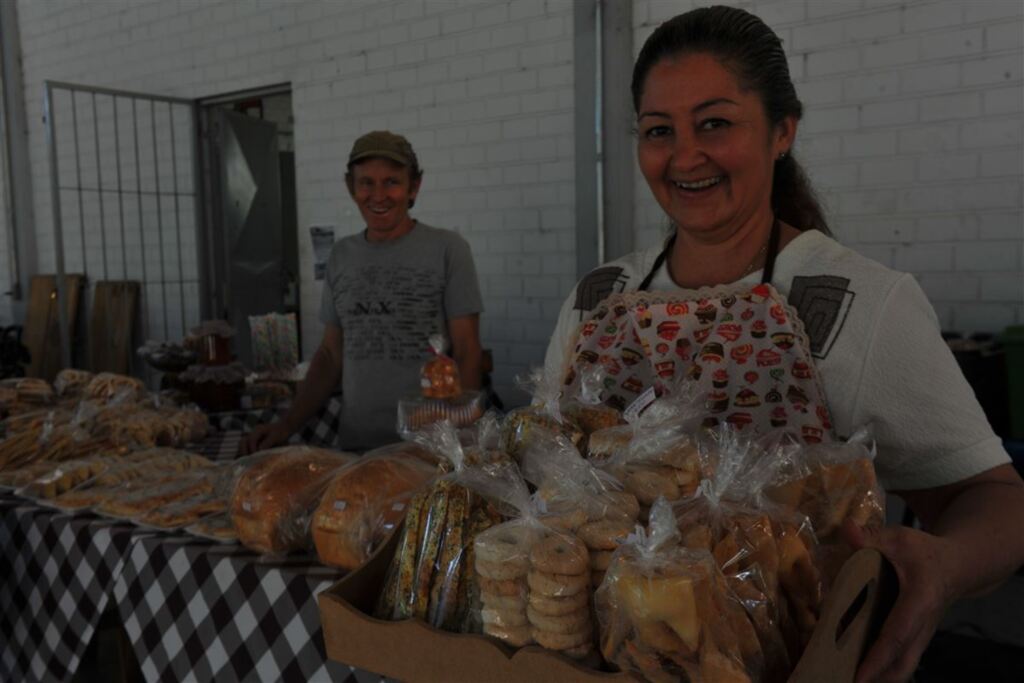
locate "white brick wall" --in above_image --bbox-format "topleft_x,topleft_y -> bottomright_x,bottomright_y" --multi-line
633,0 -> 1024,333
0,0 -> 1020,406
3,0 -> 576,401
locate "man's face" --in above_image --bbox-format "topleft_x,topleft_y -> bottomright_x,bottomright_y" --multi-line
347,158 -> 421,239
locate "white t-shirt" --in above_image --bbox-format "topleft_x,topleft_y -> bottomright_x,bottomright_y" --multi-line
544,230 -> 1008,491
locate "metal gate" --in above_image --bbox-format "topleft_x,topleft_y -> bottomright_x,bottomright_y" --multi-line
43,80 -> 205,371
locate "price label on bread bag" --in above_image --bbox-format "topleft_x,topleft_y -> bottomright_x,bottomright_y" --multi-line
391,502 -> 405,512
334,500 -> 347,511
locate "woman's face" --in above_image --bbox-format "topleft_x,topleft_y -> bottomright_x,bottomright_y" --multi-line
636,53 -> 795,239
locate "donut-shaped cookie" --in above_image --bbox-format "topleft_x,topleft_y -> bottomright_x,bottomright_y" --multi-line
532,627 -> 592,651
481,592 -> 528,611
530,533 -> 588,575
528,590 -> 588,616
578,520 -> 632,551
527,569 -> 589,597
476,525 -> 535,568
482,606 -> 529,628
539,507 -> 588,532
484,623 -> 533,647
479,576 -> 526,597
476,558 -> 528,581
527,605 -> 590,634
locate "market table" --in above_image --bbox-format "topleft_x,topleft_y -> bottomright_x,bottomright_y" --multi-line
0,492 -> 386,682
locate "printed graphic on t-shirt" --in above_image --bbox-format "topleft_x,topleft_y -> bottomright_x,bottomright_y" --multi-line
574,266 -> 629,318
788,275 -> 854,359
334,264 -> 444,362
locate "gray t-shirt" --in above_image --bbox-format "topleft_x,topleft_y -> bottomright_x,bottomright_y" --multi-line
319,222 -> 483,450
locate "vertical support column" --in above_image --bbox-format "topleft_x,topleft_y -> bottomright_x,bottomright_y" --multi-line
573,0 -> 600,280
600,0 -> 634,262
44,83 -> 72,369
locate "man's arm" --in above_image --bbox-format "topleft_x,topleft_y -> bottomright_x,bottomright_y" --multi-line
447,314 -> 482,391
239,324 -> 345,454
847,463 -> 1024,682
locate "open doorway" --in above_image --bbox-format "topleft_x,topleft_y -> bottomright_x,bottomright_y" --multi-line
198,85 -> 300,367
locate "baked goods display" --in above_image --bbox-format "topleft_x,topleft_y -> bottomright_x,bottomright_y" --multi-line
597,498 -> 762,682
230,446 -> 355,554
376,423 -> 507,629
54,369 -> 94,397
396,390 -> 486,436
84,372 -> 146,401
313,445 -> 437,570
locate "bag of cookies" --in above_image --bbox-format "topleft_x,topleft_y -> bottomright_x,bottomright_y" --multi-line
499,367 -> 584,462
463,459 -> 597,660
421,333 -> 462,399
559,364 -> 626,438
597,497 -> 762,682
519,429 -> 640,589
375,420 -> 503,631
761,425 -> 884,584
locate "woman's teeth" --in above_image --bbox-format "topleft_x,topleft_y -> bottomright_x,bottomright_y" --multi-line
673,176 -> 722,190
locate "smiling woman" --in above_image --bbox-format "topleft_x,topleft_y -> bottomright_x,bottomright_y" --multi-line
545,6 -> 1024,683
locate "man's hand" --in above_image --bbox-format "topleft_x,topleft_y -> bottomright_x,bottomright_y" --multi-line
842,520 -> 955,683
239,421 -> 291,456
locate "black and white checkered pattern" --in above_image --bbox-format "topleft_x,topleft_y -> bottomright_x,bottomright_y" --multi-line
0,494 -> 153,682
1,492 -> 388,682
203,394 -> 345,455
114,535 -> 360,682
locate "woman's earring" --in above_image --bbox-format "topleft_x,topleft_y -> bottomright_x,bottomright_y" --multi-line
778,151 -> 789,160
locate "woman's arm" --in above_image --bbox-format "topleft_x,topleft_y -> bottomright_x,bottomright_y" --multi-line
847,463 -> 1024,682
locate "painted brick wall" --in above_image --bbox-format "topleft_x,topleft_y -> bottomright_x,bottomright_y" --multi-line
6,0 -> 577,401
633,0 -> 1023,333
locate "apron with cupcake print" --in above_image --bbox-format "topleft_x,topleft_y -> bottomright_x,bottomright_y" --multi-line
562,222 -> 834,444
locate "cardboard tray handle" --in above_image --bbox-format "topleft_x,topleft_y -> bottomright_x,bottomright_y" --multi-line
789,548 -> 898,683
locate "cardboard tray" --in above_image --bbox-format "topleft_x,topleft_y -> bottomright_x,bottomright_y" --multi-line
319,532 -> 896,683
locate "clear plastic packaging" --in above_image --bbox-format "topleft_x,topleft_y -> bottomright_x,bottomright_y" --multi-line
84,372 -> 146,402
312,442 -> 439,571
596,497 -> 762,682
54,369 -> 94,397
762,426 -> 885,584
559,364 -> 626,436
186,511 -> 239,543
375,421 -> 504,632
420,333 -> 461,399
228,445 -> 355,555
396,390 -> 486,437
500,367 -> 585,462
96,465 -> 224,519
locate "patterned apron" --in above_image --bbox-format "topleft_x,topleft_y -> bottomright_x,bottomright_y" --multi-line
562,222 -> 835,444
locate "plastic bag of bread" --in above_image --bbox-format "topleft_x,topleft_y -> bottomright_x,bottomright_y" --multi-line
559,364 -> 626,437
15,377 -> 55,405
312,442 -> 438,570
85,372 -> 146,402
421,333 -> 461,399
672,425 -> 822,679
519,429 -> 639,589
500,367 -> 585,462
590,379 -> 708,516
396,390 -> 486,437
761,426 -> 884,584
597,497 -> 763,682
375,420 -> 504,630
230,446 -> 356,555
54,369 -> 94,397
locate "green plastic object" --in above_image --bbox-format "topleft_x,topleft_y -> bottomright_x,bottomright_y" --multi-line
1002,325 -> 1024,439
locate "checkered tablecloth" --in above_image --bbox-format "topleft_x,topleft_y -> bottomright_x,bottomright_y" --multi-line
113,535 -> 358,682
0,492 -> 388,683
0,494 -> 156,682
208,394 -> 344,448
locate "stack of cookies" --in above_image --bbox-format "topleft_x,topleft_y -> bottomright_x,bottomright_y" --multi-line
577,518 -> 633,588
525,531 -> 593,660
474,524 -> 537,647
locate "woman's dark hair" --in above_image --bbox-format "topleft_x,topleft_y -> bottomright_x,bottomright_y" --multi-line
632,6 -> 830,234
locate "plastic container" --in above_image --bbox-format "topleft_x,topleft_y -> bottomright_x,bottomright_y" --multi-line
1001,325 -> 1024,439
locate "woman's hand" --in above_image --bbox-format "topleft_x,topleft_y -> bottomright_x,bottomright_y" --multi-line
841,520 -> 956,683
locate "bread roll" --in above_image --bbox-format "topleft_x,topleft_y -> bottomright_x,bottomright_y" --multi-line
313,451 -> 437,570
231,447 -> 354,554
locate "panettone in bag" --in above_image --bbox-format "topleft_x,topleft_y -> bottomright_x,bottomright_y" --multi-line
421,333 -> 461,399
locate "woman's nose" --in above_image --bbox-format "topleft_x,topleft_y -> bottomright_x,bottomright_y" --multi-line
670,132 -> 705,171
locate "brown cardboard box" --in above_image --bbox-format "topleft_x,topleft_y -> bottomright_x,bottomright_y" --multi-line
319,532 -> 894,683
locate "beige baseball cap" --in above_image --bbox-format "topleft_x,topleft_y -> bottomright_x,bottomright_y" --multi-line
347,130 -> 418,169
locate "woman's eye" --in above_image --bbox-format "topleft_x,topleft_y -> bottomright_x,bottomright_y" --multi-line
699,118 -> 730,131
643,125 -> 671,140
